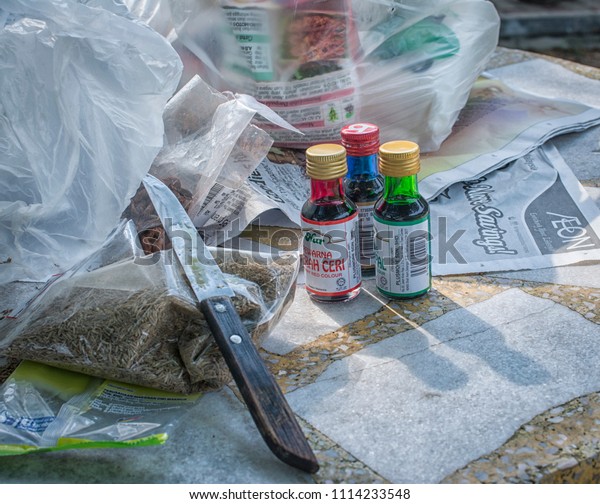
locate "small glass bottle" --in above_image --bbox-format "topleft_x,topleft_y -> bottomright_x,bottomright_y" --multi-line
301,144 -> 362,302
341,123 -> 384,276
374,141 -> 431,298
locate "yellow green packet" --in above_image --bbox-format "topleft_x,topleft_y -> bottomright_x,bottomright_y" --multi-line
0,361 -> 201,456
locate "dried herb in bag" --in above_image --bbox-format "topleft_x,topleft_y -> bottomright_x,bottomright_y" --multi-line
2,249 -> 298,395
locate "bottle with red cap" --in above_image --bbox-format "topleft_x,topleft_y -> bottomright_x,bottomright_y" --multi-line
341,123 -> 384,275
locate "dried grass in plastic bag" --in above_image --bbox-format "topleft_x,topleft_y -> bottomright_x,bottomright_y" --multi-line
1,227 -> 299,395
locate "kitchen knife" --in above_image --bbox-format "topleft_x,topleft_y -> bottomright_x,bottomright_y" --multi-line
142,174 -> 319,474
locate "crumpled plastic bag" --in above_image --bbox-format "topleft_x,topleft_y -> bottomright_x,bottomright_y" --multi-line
354,0 -> 500,150
151,75 -> 274,226
0,0 -> 182,284
155,0 -> 499,150
0,360 -> 201,456
123,0 -> 174,37
125,74 -> 298,246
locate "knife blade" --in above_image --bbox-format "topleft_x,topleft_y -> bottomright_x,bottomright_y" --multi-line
142,174 -> 319,474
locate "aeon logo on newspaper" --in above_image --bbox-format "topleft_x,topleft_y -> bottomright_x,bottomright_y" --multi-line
547,212 -> 597,250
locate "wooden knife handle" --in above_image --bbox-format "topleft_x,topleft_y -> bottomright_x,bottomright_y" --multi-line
200,296 -> 319,474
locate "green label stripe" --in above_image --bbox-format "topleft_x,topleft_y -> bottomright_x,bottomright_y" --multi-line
0,444 -> 39,456
377,286 -> 430,299
55,434 -> 167,450
235,34 -> 270,44
373,215 -> 429,226
0,434 -> 168,457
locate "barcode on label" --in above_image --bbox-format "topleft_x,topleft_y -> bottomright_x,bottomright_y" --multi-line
374,217 -> 431,296
410,233 -> 429,278
358,204 -> 376,263
360,230 -> 375,258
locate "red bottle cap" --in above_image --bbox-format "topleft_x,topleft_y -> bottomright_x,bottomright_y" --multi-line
340,123 -> 380,156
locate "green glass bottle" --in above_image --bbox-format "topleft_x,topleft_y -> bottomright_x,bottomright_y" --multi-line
374,141 -> 431,298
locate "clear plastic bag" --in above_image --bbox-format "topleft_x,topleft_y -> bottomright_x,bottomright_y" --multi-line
354,0 -> 501,150
129,73 -> 298,246
0,360 -> 201,456
150,75 -> 274,230
123,0 -> 174,37
163,0 -> 499,151
0,0 -> 182,284
1,221 -> 300,395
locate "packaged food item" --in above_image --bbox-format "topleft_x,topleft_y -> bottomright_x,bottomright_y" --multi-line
0,360 -> 200,456
1,222 -> 299,395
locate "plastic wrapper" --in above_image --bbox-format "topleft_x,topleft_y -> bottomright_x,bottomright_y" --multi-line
0,0 -> 182,284
153,75 -> 273,221
123,0 -> 173,36
0,361 -> 200,456
162,0 -> 500,150
145,75 -> 284,244
1,221 -> 300,396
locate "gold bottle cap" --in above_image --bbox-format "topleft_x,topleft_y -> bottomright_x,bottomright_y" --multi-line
305,144 -> 348,180
379,141 -> 420,177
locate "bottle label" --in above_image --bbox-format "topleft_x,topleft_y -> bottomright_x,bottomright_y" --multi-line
301,214 -> 361,297
357,202 -> 376,269
374,215 -> 431,297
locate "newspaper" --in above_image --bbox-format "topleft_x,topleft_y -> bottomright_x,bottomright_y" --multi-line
429,143 -> 600,275
487,58 -> 600,110
204,140 -> 600,274
418,73 -> 600,200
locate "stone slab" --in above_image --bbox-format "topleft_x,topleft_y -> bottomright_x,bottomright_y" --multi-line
490,264 -> 600,288
261,279 -> 385,355
287,289 -> 600,483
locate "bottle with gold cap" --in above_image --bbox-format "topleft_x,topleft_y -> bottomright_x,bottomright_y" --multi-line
374,141 -> 431,298
301,143 -> 362,302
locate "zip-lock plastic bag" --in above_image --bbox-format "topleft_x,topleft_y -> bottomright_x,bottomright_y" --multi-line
165,0 -> 500,150
0,0 -> 182,284
0,360 -> 201,456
